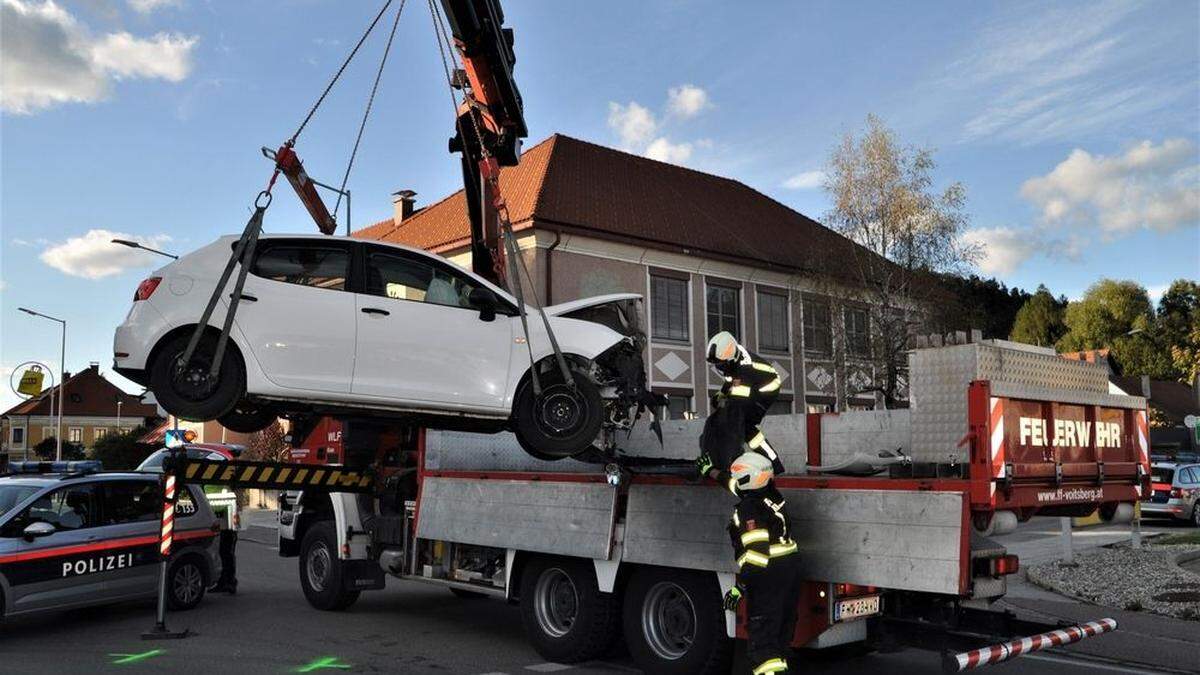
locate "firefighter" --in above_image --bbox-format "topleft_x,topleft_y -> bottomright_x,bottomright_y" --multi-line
696,331 -> 785,487
722,452 -> 801,675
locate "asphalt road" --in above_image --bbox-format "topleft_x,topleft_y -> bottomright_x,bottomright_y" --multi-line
0,522 -> 1195,674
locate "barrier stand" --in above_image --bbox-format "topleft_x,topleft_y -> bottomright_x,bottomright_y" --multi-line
143,445 -> 191,640
1059,517 -> 1074,565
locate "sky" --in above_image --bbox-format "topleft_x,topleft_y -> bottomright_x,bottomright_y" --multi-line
1,0 -> 1198,411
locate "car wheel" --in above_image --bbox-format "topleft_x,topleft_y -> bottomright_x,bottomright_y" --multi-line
166,555 -> 207,611
299,520 -> 360,611
513,370 -> 603,459
519,556 -> 619,663
623,567 -> 732,675
1192,505 -> 1200,528
150,332 -> 245,422
218,401 -> 276,433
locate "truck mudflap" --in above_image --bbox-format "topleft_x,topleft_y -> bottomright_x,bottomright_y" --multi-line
874,602 -> 1118,673
341,559 -> 386,591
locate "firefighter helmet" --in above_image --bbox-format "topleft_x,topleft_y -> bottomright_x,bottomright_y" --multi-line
706,331 -> 740,364
729,452 -> 773,492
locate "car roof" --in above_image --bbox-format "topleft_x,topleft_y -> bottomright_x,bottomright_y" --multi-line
0,471 -> 155,486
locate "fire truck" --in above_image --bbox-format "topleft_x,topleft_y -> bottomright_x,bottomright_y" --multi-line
174,339 -> 1140,674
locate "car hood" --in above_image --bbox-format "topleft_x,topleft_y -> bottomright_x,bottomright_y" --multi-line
540,293 -> 642,317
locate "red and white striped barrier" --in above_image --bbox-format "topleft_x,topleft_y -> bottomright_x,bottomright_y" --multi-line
946,618 -> 1117,671
160,474 -> 175,557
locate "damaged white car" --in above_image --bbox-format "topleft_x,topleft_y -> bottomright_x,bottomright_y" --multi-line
113,235 -> 654,459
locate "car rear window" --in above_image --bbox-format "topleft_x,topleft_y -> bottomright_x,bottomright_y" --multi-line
1152,467 -> 1175,484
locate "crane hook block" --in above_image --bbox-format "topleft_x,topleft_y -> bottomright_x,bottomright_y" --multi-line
273,143 -> 337,235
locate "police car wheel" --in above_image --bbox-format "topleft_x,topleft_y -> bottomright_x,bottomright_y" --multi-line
166,556 -> 207,611
623,568 -> 732,675
299,521 -> 360,611
150,332 -> 245,422
519,556 -> 619,663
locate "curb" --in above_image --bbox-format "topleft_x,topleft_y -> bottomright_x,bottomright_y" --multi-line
1027,546 -> 1200,620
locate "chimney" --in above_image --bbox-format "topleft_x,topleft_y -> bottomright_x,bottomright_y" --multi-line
392,190 -> 417,227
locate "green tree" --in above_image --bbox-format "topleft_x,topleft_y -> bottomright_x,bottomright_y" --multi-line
933,274 -> 1035,339
1157,280 -> 1200,383
1057,279 -> 1172,378
1010,285 -> 1067,347
32,437 -> 85,461
90,426 -> 153,470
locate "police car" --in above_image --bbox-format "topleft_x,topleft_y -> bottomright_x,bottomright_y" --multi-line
0,461 -> 221,621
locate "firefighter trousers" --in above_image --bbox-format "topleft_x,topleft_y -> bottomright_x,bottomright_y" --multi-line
744,554 -> 802,674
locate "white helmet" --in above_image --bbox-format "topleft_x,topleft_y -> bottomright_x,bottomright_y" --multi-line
729,452 -> 773,493
706,331 -> 740,364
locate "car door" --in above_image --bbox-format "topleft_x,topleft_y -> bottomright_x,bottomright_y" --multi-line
95,479 -> 164,601
352,245 -> 513,410
234,239 -> 357,394
5,483 -> 103,614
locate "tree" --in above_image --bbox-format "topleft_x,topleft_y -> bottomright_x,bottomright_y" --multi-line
1010,285 -> 1067,347
934,274 -> 1037,339
1057,279 -> 1173,378
244,421 -> 289,463
1157,280 -> 1200,383
90,426 -> 153,470
823,115 -> 979,408
32,437 -> 85,461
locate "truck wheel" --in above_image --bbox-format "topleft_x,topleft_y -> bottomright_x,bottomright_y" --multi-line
149,332 -> 245,422
519,557 -> 619,663
623,567 -> 732,675
513,370 -> 603,459
166,555 -> 207,611
299,521 -> 360,611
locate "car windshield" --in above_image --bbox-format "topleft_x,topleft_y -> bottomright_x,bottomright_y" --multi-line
137,448 -> 226,471
0,485 -> 40,517
1151,467 -> 1175,484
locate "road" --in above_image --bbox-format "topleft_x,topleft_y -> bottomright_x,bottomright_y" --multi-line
0,517 -> 1196,674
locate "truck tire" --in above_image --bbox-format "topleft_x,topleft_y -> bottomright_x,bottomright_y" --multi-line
519,556 -> 619,663
623,567 -> 732,675
299,521 -> 360,611
166,554 -> 207,611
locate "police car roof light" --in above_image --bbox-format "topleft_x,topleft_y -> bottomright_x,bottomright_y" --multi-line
8,460 -> 103,475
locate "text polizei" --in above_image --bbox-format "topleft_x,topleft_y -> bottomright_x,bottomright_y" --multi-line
61,553 -> 134,577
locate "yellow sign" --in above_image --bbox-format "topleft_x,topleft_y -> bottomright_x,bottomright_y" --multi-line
17,367 -> 45,396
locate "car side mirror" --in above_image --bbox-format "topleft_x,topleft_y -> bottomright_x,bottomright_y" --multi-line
468,288 -> 498,322
23,521 -> 55,541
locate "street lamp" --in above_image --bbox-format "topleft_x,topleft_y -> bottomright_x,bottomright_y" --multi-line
111,239 -> 178,260
18,308 -> 66,461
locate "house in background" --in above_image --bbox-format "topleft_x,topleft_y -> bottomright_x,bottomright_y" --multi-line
354,134 -> 897,417
1,363 -> 159,459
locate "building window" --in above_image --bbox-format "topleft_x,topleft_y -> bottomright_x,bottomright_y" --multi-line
651,275 -> 689,342
94,428 -> 109,441
757,290 -> 789,352
844,307 -> 871,357
706,283 -> 740,340
659,393 -> 694,420
803,298 -> 832,356
806,402 -> 833,414
10,427 -> 25,446
68,427 -> 83,444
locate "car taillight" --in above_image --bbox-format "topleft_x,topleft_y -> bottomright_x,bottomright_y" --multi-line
134,276 -> 162,301
1170,488 -> 1183,498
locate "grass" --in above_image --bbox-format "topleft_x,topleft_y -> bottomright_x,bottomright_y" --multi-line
1156,531 -> 1200,545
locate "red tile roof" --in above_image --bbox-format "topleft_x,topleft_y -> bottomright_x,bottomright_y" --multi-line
353,134 -> 873,278
1,365 -> 158,419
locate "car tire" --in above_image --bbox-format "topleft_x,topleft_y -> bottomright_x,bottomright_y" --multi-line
150,332 -> 245,422
512,369 -> 604,459
519,556 -> 620,663
166,555 -> 207,611
217,401 -> 276,433
623,567 -> 732,675
1192,505 -> 1200,528
299,520 -> 360,611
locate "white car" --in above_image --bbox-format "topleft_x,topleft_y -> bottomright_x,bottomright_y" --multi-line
114,234 -> 651,458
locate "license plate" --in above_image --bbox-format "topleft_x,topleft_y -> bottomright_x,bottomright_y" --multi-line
834,595 -> 880,622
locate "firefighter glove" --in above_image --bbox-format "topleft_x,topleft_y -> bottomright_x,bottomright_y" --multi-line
723,586 -> 742,612
696,453 -> 714,477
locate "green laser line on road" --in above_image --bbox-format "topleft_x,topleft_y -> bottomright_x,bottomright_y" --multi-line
295,656 -> 353,672
108,649 -> 164,664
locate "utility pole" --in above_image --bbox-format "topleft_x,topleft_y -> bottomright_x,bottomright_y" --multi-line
19,308 -> 66,461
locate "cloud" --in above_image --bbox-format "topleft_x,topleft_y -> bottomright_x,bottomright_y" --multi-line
127,0 -> 180,13
960,227 -> 1040,275
644,138 -> 693,165
0,0 -> 197,114
929,2 -> 1193,144
607,101 -> 657,149
1146,283 -> 1171,304
783,170 -> 825,190
0,280 -> 7,292
1020,138 -> 1199,235
40,229 -> 171,279
666,84 -> 710,118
